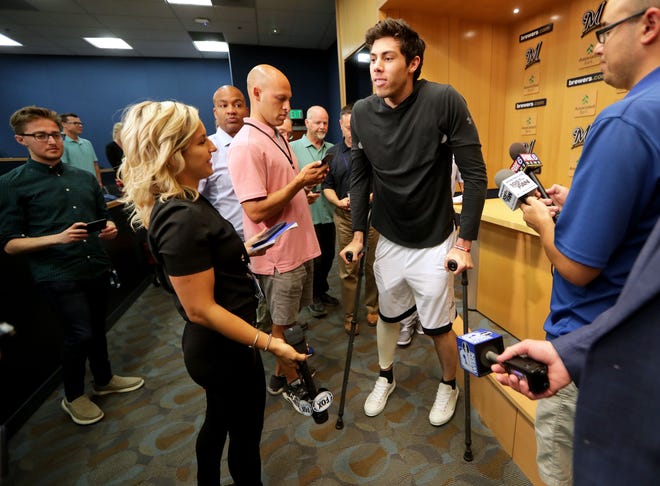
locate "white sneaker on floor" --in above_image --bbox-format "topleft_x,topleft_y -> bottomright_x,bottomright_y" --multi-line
364,377 -> 396,416
397,324 -> 414,347
429,382 -> 459,426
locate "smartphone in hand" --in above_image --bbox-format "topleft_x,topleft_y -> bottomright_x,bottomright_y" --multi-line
318,152 -> 334,166
83,218 -> 107,233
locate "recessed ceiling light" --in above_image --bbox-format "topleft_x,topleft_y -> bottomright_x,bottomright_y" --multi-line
193,40 -> 229,52
166,0 -> 212,5
271,28 -> 280,35
357,53 -> 370,63
194,17 -> 211,26
513,8 -> 520,14
84,37 -> 132,49
0,33 -> 22,46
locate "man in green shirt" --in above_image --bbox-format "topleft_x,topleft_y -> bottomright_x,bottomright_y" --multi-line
290,106 -> 338,318
0,106 -> 144,425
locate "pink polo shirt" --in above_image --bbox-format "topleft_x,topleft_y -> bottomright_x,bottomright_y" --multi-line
227,117 -> 320,275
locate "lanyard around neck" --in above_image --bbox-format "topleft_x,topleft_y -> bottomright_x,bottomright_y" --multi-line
243,121 -> 294,169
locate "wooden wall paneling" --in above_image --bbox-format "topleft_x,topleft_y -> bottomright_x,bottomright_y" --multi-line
512,414 -> 544,486
469,375 -> 516,455
483,25 -> 510,181
476,221 -> 551,341
336,0 -> 384,61
504,7 -> 569,189
335,0 -> 383,106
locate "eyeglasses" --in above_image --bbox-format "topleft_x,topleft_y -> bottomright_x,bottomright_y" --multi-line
594,9 -> 647,44
64,121 -> 83,125
19,132 -> 65,142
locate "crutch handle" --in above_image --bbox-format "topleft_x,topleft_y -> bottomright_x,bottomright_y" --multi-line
346,251 -> 353,263
447,259 -> 458,272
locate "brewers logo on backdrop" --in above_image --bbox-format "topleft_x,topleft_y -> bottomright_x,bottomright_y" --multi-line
525,42 -> 542,69
581,1 -> 606,37
571,125 -> 592,149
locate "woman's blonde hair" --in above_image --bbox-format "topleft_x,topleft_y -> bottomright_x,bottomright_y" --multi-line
111,122 -> 123,141
118,100 -> 201,229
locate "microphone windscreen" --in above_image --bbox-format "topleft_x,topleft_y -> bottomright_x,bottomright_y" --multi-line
494,168 -> 516,188
508,142 -> 528,160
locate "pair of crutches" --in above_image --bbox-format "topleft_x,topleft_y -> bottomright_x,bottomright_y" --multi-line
334,212 -> 473,462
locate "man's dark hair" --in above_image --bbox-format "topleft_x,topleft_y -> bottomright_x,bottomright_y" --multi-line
365,18 -> 425,81
340,103 -> 353,117
9,106 -> 61,135
59,113 -> 79,124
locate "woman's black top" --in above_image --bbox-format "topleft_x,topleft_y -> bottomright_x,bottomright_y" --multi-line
148,195 -> 257,325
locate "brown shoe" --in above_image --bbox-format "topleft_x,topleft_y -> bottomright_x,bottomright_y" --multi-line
367,312 -> 379,326
344,319 -> 359,335
61,395 -> 104,425
93,375 -> 145,396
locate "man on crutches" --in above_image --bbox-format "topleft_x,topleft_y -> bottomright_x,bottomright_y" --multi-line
340,18 -> 487,427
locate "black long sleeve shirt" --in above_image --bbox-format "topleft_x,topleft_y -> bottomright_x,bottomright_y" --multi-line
350,79 -> 487,248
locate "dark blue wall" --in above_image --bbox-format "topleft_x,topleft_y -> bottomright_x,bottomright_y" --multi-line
1,44 -> 341,159
0,55 -> 231,161
229,43 -> 341,144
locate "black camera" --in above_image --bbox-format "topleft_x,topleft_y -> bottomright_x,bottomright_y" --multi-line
498,354 -> 549,394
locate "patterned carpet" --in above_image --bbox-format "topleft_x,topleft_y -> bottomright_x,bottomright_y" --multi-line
4,268 -> 532,485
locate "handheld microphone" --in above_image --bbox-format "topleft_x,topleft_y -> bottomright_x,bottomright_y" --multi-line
494,169 -> 538,211
508,142 -> 550,200
457,329 -> 549,394
284,324 -> 333,423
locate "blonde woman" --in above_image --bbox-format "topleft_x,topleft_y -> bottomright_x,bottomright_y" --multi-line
119,101 -> 306,485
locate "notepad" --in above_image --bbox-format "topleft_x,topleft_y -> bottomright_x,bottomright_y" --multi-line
251,221 -> 298,249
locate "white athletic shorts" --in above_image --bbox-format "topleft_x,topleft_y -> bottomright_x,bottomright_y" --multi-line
374,233 -> 457,335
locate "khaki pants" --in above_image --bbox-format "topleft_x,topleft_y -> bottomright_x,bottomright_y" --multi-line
334,208 -> 379,321
535,381 -> 578,486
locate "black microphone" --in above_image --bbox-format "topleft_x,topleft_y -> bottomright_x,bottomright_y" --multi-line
508,142 -> 550,200
457,329 -> 549,394
494,169 -> 538,211
283,324 -> 333,424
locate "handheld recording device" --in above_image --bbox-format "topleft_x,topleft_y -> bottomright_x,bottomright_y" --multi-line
284,324 -> 333,423
83,218 -> 107,233
457,328 -> 549,394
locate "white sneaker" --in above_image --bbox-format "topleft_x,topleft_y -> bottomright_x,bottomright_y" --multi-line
397,324 -> 414,347
429,382 -> 459,426
364,377 -> 396,416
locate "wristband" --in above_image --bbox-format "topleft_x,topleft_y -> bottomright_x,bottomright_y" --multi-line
454,244 -> 471,253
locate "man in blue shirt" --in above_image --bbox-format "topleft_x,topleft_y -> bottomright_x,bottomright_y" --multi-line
61,113 -> 102,186
198,85 -> 249,240
499,2 -> 660,483
0,106 -> 144,425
